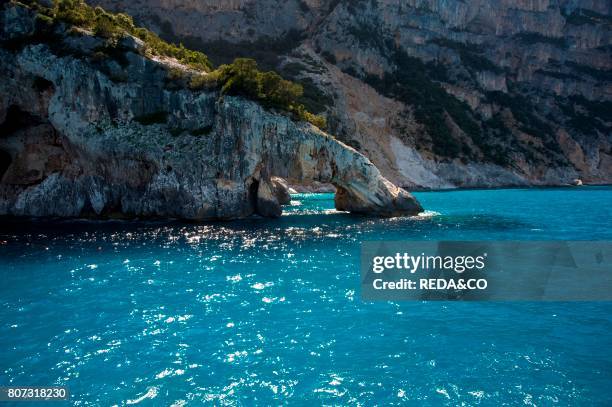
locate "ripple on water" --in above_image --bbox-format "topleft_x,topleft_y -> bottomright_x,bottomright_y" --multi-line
1,189 -> 612,404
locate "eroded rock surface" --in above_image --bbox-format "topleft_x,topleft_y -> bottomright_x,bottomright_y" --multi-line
0,4 -> 421,219
91,0 -> 612,188
270,176 -> 291,205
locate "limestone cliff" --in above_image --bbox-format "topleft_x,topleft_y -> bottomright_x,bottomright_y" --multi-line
0,3 -> 422,219
91,0 -> 612,188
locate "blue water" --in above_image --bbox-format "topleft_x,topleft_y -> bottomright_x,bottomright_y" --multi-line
1,187 -> 611,405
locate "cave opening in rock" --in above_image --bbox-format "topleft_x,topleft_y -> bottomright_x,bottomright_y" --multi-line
267,176 -> 338,216
32,76 -> 54,93
0,105 -> 42,135
248,178 -> 260,213
0,149 -> 11,181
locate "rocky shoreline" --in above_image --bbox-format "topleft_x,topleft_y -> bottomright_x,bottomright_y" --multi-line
0,3 -> 422,220
89,0 -> 612,189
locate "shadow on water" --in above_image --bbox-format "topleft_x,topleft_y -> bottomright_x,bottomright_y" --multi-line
0,211 -> 533,248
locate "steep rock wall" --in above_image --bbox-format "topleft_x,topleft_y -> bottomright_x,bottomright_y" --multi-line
0,4 -> 421,219
90,0 -> 612,189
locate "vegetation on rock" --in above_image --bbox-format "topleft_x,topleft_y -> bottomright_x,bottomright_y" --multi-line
30,0 -> 213,71
15,0 -> 326,129
361,50 -> 482,159
191,58 -> 327,129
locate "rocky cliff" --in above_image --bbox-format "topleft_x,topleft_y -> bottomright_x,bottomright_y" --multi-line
0,2 -> 422,219
91,0 -> 612,188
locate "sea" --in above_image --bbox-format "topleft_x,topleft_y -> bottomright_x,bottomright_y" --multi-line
1,187 -> 611,405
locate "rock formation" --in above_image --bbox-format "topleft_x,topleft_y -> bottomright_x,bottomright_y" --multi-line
0,3 -> 422,220
91,0 -> 612,188
270,176 -> 291,205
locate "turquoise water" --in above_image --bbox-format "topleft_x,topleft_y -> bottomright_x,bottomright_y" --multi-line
1,187 -> 611,405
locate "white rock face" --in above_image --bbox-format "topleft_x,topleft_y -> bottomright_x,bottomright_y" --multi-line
89,0 -> 612,188
0,5 -> 421,219
390,137 -> 543,189
390,137 -> 455,190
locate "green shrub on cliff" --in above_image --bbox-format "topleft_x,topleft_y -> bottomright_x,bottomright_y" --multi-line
189,72 -> 220,90
31,0 -> 212,71
217,58 -> 261,97
92,11 -> 120,39
131,29 -> 212,72
191,58 -> 327,129
53,0 -> 91,26
217,59 -> 303,110
21,0 -> 326,129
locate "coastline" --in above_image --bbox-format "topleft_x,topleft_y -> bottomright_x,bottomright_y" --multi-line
1,185 -> 609,225
2,180 -> 612,405
291,183 -> 612,194
404,182 -> 612,193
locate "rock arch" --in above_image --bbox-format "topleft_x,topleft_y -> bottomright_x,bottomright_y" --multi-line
0,16 -> 422,220
217,97 -> 423,218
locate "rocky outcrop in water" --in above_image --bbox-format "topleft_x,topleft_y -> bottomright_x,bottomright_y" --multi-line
270,176 -> 291,205
0,3 -> 422,219
91,0 -> 612,188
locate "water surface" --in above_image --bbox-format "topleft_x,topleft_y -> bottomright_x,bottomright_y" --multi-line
1,187 -> 611,405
